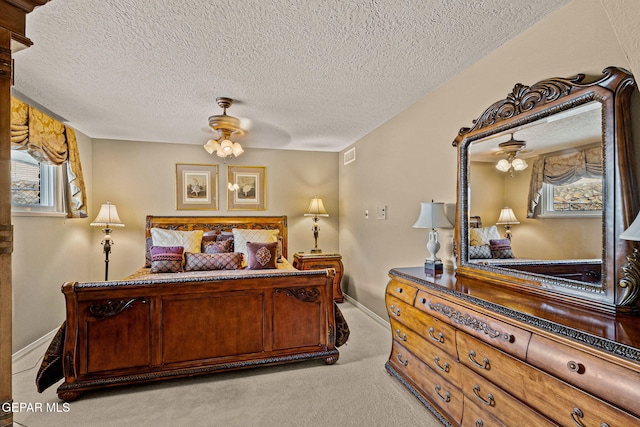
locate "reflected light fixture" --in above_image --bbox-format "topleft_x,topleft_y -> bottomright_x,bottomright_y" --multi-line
204,97 -> 244,159
413,201 -> 453,275
304,196 -> 329,253
496,207 -> 520,240
496,133 -> 528,176
90,201 -> 125,281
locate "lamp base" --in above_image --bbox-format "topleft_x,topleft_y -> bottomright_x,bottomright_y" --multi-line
424,260 -> 443,276
310,248 -> 322,254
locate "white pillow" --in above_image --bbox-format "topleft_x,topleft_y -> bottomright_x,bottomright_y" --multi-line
232,228 -> 279,266
469,225 -> 501,246
150,228 -> 204,253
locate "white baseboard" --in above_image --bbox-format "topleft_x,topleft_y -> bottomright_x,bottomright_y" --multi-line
12,327 -> 58,364
344,294 -> 390,328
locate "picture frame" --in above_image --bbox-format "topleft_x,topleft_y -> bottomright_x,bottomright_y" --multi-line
227,166 -> 266,210
176,163 -> 218,210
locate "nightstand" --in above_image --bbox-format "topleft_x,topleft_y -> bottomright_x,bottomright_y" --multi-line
293,252 -> 344,302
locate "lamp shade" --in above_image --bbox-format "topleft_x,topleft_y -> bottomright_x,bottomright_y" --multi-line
496,207 -> 520,225
304,196 -> 329,217
413,202 -> 452,229
620,212 -> 640,241
91,202 -> 124,227
495,159 -> 511,172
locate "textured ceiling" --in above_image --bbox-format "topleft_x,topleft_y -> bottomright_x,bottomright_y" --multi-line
13,0 -> 570,152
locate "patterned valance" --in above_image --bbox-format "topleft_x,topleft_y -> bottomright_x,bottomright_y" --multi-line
527,145 -> 602,217
10,97 -> 87,218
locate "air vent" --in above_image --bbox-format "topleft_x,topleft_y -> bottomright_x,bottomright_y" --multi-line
344,147 -> 356,165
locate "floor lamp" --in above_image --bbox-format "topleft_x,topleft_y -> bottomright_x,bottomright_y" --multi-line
91,202 -> 124,281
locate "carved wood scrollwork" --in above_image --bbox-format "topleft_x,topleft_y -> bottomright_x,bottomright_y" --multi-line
275,287 -> 320,302
619,248 -> 640,307
428,302 -> 501,339
88,298 -> 146,319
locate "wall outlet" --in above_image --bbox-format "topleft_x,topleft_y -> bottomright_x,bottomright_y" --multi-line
376,205 -> 387,220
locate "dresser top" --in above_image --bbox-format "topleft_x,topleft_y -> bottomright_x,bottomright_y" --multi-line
390,267 -> 640,364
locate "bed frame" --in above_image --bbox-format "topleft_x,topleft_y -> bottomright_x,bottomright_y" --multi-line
56,215 -> 338,401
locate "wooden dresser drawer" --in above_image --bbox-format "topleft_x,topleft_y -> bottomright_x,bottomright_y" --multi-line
391,318 -> 461,387
387,294 -> 457,357
527,333 -> 640,418
460,365 -> 557,427
390,341 -> 464,425
415,291 -> 531,360
522,359 -> 640,427
456,331 -> 526,401
386,279 -> 417,305
461,396 -> 506,427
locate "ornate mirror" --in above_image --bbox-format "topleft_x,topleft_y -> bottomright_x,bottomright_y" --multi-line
453,67 -> 640,314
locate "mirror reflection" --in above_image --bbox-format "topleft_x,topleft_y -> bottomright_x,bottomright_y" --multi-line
467,101 -> 603,285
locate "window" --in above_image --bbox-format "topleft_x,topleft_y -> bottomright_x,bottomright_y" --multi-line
540,177 -> 602,217
11,150 -> 66,215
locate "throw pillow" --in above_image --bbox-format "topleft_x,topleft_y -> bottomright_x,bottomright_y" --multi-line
150,228 -> 204,253
469,244 -> 492,259
489,239 -> 515,259
150,246 -> 184,273
246,241 -> 278,270
469,225 -> 501,246
184,252 -> 244,271
203,239 -> 233,254
232,228 -> 279,266
145,237 -> 153,267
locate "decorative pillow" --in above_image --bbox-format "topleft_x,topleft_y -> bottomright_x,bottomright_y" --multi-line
145,237 -> 153,267
469,225 -> 501,246
150,228 -> 204,254
246,241 -> 278,270
469,244 -> 492,259
232,229 -> 279,266
200,231 -> 219,250
184,252 -> 244,271
203,239 -> 233,254
489,239 -> 515,259
277,235 -> 284,262
150,246 -> 184,273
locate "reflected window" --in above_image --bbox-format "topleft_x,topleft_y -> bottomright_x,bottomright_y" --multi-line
541,177 -> 602,217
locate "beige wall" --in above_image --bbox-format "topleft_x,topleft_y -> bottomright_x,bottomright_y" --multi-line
338,0 -> 635,320
12,130 -> 93,350
90,140 -> 339,281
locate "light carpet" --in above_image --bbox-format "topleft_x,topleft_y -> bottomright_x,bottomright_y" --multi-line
12,301 -> 441,427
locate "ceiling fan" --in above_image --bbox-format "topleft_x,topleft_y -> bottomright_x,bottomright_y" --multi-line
204,97 -> 245,158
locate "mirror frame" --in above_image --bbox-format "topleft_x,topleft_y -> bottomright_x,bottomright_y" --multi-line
453,67 -> 639,315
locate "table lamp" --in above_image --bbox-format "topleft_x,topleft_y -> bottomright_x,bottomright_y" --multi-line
91,202 -> 124,281
413,201 -> 452,275
496,207 -> 520,240
304,196 -> 329,253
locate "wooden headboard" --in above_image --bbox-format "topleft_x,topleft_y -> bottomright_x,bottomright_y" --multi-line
145,215 -> 288,258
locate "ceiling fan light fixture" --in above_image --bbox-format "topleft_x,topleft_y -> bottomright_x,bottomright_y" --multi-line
204,97 -> 244,159
511,158 -> 528,171
496,159 -> 511,172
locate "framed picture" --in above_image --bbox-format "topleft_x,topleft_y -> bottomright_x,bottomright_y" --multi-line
176,163 -> 218,210
227,166 -> 266,210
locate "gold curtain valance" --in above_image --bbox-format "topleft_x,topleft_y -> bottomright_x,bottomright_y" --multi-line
10,97 -> 87,218
527,145 -> 602,217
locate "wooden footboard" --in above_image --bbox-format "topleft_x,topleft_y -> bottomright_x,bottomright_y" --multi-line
57,269 -> 338,401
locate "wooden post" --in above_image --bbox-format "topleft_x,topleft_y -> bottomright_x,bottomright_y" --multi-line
0,2 -> 51,424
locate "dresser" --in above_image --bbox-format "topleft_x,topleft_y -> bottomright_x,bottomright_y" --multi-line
293,252 -> 344,302
385,267 -> 640,427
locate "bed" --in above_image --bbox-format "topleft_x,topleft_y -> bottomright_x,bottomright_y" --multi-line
37,215 -> 348,401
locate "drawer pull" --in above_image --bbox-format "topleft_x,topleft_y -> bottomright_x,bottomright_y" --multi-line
395,329 -> 407,341
435,384 -> 450,403
396,287 -> 403,294
475,421 -> 484,427
468,350 -> 490,370
567,360 -> 585,374
428,327 -> 444,343
571,408 -> 585,426
396,353 -> 408,366
502,333 -> 514,342
434,355 -> 450,373
389,304 -> 401,316
420,297 -> 427,304
473,384 -> 495,407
